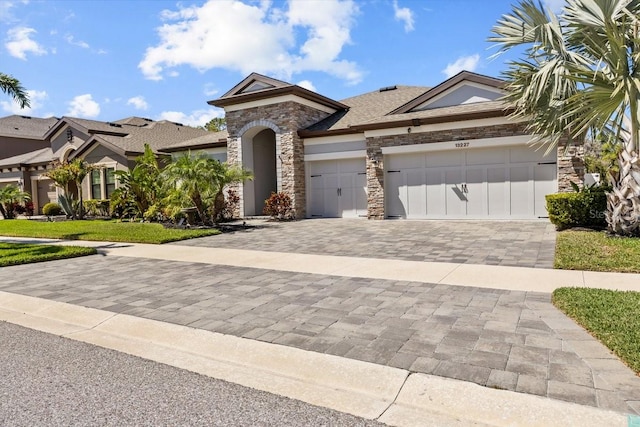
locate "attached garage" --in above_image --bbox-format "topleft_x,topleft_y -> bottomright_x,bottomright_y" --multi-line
307,158 -> 367,218
384,138 -> 557,219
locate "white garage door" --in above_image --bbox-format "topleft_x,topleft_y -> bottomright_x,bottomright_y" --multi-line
386,146 -> 557,219
308,158 -> 367,218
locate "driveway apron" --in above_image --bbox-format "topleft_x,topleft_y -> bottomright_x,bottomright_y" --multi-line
173,219 -> 557,269
0,255 -> 637,416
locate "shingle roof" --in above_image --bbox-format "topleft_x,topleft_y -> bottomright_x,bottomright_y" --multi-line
0,147 -> 53,167
160,130 -> 229,152
307,86 -> 430,131
97,120 -> 211,154
0,115 -> 58,139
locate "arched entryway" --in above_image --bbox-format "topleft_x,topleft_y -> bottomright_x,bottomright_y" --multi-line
241,126 -> 278,216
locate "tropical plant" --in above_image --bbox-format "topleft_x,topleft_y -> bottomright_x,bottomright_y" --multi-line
44,159 -> 96,219
0,72 -> 30,108
110,144 -> 165,220
263,192 -> 295,220
489,0 -> 640,236
0,184 -> 31,219
163,152 -> 252,225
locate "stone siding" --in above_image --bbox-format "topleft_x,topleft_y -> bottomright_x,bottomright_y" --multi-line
557,137 -> 585,192
225,101 -> 331,218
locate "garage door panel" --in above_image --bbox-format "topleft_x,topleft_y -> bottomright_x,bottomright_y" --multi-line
510,146 -> 553,163
386,170 -> 406,217
387,153 -> 424,170
445,168 -> 466,216
426,169 -> 446,216
465,168 -> 486,217
534,164 -> 557,217
466,148 -> 506,166
487,167 -> 508,217
509,166 -> 532,216
406,170 -> 427,217
426,151 -> 463,168
307,159 -> 365,218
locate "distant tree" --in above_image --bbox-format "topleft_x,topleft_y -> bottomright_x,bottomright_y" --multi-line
0,72 -> 30,109
203,117 -> 227,132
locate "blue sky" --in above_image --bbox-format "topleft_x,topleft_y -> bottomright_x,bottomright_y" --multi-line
0,0 -> 563,127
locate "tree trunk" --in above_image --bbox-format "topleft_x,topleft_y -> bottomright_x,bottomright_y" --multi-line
606,148 -> 640,236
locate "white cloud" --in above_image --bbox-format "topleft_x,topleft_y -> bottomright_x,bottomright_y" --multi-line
65,34 -> 89,49
296,80 -> 316,92
442,54 -> 480,78
139,0 -> 362,84
5,26 -> 47,60
157,108 -> 223,127
1,89 -> 47,115
127,96 -> 148,110
67,94 -> 100,118
203,83 -> 219,97
393,1 -> 414,32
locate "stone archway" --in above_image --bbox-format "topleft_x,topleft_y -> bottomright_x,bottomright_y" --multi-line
239,121 -> 281,216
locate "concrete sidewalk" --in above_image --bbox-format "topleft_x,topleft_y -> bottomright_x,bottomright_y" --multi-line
1,236 -> 640,426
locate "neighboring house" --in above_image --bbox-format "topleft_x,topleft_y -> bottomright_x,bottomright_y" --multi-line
209,70 -> 583,220
0,115 -> 212,214
0,69 -> 585,220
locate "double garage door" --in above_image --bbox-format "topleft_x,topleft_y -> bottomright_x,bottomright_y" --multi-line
308,158 -> 367,218
386,146 -> 557,219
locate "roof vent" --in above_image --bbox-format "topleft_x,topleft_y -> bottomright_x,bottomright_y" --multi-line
143,118 -> 153,122
20,115 -> 31,119
379,85 -> 397,92
108,122 -> 123,128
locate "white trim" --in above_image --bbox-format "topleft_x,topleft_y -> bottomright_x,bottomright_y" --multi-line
224,94 -> 338,114
364,116 -> 526,139
381,135 -> 535,155
304,150 -> 366,162
415,81 -> 504,111
303,134 -> 366,146
0,178 -> 20,183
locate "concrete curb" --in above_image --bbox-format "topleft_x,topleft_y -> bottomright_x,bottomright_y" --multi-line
0,291 -> 634,426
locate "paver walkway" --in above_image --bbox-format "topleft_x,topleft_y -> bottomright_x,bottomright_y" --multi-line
0,254 -> 637,415
173,219 -> 557,268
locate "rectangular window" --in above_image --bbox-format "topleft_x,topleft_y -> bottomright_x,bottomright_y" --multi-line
91,170 -> 101,199
105,168 -> 116,199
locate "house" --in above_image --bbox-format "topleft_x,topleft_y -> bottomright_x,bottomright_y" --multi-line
0,115 -> 213,214
209,70 -> 583,220
0,70 -> 584,220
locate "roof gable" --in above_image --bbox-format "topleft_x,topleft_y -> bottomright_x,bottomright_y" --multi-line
389,71 -> 505,115
219,72 -> 291,99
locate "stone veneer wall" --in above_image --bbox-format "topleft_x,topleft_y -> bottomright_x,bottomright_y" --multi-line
365,122 -> 583,219
225,101 -> 331,218
557,136 -> 585,192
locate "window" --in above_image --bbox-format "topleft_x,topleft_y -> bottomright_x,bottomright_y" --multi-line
105,168 -> 116,199
91,170 -> 101,199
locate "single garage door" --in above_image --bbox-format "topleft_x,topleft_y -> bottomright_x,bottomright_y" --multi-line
308,158 -> 367,218
386,146 -> 557,219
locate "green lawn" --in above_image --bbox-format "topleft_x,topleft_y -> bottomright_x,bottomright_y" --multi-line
0,219 -> 220,244
554,230 -> 640,273
0,242 -> 97,267
553,287 -> 640,374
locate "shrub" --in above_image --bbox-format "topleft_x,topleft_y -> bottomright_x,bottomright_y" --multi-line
24,201 -> 34,216
546,184 -> 607,230
83,199 -> 110,217
42,202 -> 63,216
217,189 -> 240,222
263,192 -> 295,220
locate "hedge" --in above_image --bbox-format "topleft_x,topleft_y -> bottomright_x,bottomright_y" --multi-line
545,186 -> 607,230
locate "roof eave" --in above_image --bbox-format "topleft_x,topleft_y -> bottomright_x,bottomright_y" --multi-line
209,86 -> 348,111
159,141 -> 228,153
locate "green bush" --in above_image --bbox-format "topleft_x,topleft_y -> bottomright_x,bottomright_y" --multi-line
42,202 -> 63,216
546,185 -> 607,230
83,199 -> 110,217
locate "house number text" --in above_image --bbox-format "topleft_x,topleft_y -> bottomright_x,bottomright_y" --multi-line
455,142 -> 470,148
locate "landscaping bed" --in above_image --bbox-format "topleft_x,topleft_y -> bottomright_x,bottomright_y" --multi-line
553,287 -> 640,374
0,242 -> 97,267
0,219 -> 219,244
554,229 -> 640,273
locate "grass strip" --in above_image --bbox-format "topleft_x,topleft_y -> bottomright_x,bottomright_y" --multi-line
554,230 -> 640,273
0,220 -> 219,244
552,287 -> 640,374
0,242 -> 97,267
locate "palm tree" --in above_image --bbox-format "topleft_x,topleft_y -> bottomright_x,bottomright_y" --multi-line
210,161 -> 253,223
44,159 -> 96,219
0,73 -> 30,109
0,184 -> 31,219
489,0 -> 640,236
163,152 -> 216,224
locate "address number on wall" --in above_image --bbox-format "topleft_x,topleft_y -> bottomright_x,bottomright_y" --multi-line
455,142 -> 470,148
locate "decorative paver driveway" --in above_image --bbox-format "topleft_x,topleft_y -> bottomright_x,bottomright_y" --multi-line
1,256 -> 637,415
174,219 -> 557,268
